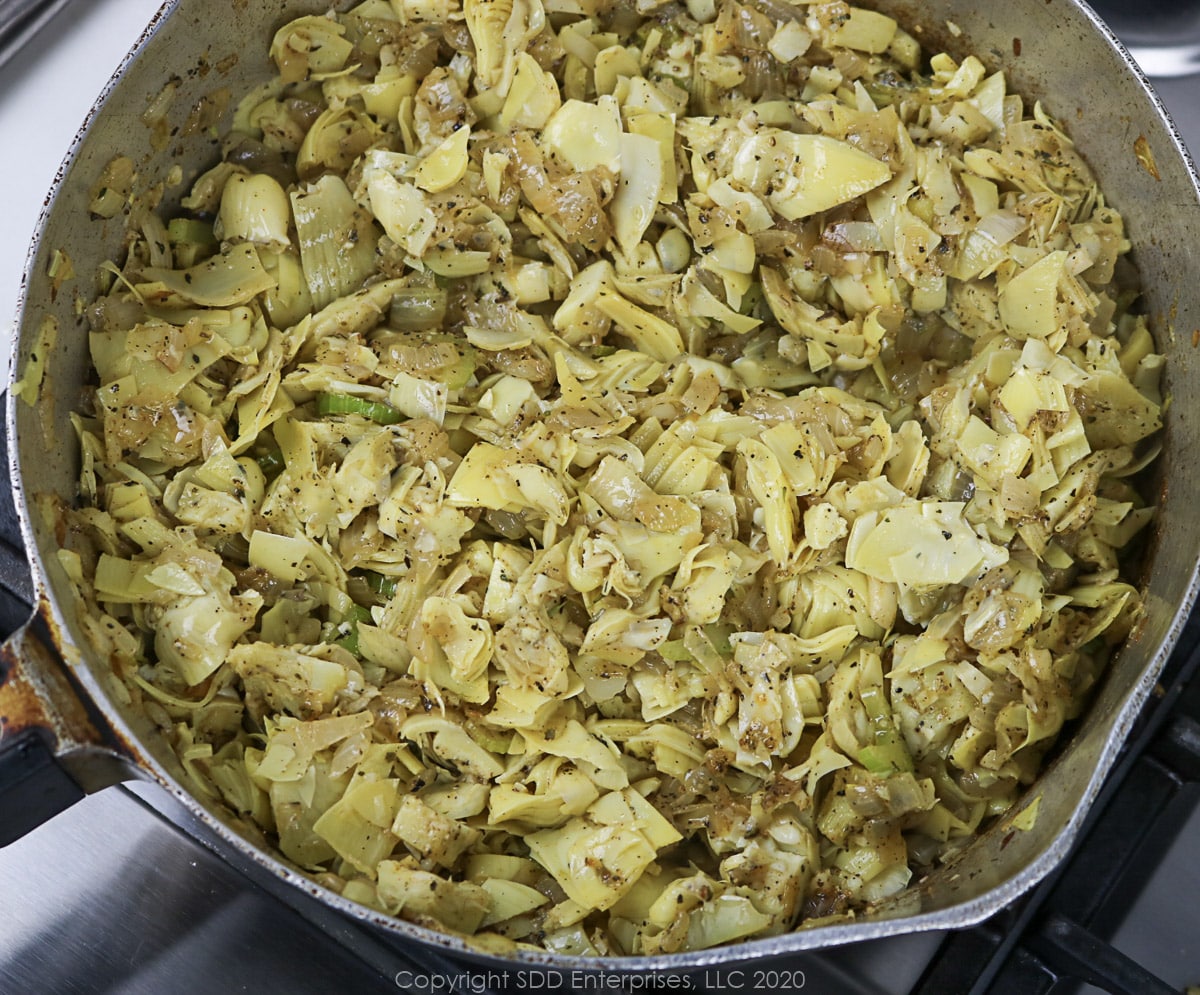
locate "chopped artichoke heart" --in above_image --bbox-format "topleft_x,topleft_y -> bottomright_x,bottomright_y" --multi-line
69,0 -> 1164,956
594,288 -> 685,362
768,22 -> 813,64
410,596 -> 493,703
364,168 -> 437,256
489,757 -> 600,825
542,97 -> 622,174
500,53 -> 562,130
999,250 -> 1067,340
730,131 -> 891,221
291,174 -> 378,309
376,860 -> 491,932
231,642 -> 348,718
14,315 -> 57,406
998,367 -> 1070,429
955,416 -> 1033,487
248,529 -> 341,585
465,0 -> 546,95
447,442 -> 570,524
388,371 -> 448,424
479,879 -> 550,927
255,713 -> 373,784
526,789 -> 682,911
217,173 -> 292,250
628,112 -> 679,205
846,501 -> 1009,588
612,132 -> 665,255
829,8 -> 899,53
137,244 -> 277,307
738,438 -> 795,567
392,794 -> 481,869
522,720 -> 629,790
402,715 -> 506,780
154,590 -> 261,686
413,126 -> 471,194
270,15 -> 353,83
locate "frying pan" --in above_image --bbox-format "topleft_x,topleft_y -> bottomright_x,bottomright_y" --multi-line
3,0 -> 1200,974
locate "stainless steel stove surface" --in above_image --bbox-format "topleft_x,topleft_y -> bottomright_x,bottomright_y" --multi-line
2,3 -> 1199,994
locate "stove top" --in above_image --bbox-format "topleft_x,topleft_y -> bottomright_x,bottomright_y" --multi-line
1,4 -> 1198,994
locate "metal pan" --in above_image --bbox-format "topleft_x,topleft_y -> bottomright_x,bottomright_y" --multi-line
3,0 -> 1200,974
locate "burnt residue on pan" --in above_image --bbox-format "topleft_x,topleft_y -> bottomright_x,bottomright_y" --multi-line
0,605 -> 100,750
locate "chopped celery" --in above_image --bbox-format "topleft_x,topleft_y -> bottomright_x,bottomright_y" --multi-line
167,217 -> 217,246
859,682 -> 914,775
316,392 -> 405,425
331,604 -> 374,656
360,570 -> 399,600
255,446 -> 286,478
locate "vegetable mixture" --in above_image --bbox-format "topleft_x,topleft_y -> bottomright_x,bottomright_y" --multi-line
62,0 -> 1163,956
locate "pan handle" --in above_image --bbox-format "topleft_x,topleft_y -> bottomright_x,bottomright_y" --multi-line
0,619 -> 135,844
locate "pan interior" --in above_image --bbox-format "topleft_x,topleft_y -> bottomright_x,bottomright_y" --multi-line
9,0 -> 1200,967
